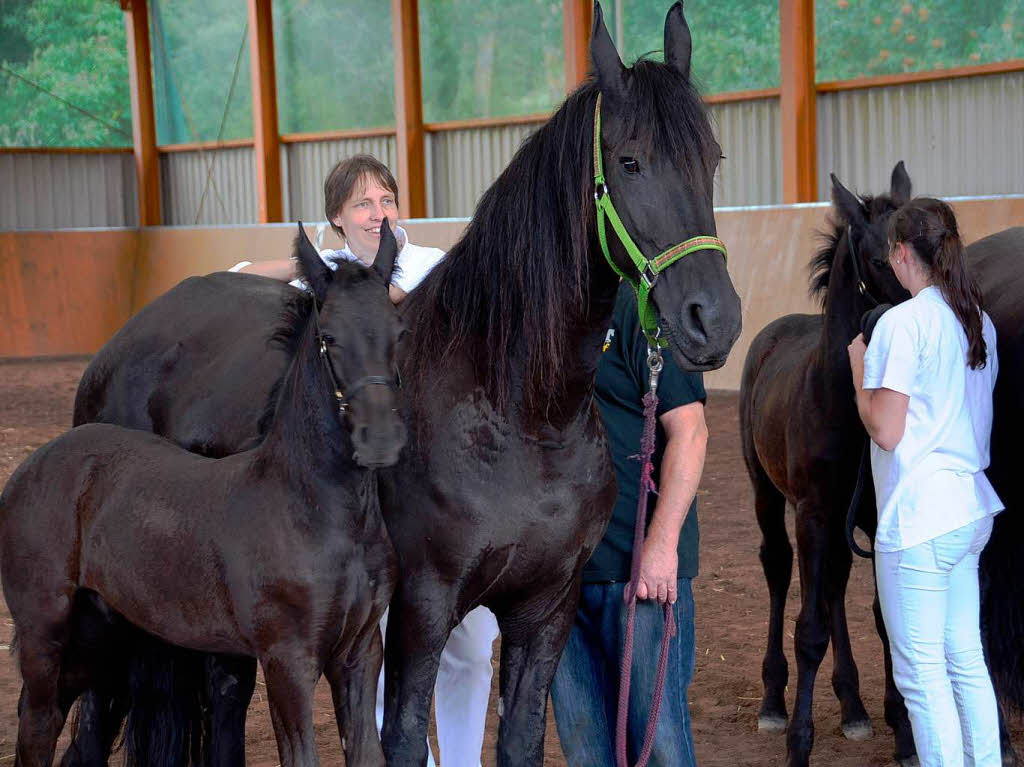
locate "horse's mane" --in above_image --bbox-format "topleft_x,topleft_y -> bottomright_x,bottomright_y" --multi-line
809,192 -> 896,308
403,58 -> 715,412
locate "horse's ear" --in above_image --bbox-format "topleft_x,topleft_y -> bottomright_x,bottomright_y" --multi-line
830,173 -> 865,227
590,2 -> 627,101
890,161 -> 912,207
294,221 -> 331,305
372,218 -> 398,286
664,1 -> 692,80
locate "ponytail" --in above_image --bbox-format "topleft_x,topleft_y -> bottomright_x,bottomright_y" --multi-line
888,198 -> 987,369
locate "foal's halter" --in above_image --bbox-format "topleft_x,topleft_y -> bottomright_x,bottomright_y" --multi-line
312,311 -> 394,415
846,225 -> 880,308
592,94 -> 728,348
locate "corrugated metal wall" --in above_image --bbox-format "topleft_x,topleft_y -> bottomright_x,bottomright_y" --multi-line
160,147 -> 258,226
709,97 -> 782,207
425,121 -> 544,218
283,135 -> 397,222
0,151 -> 137,230
5,70 -> 1022,228
817,71 -> 1024,200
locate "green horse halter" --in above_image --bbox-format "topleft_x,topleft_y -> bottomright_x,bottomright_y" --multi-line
592,94 -> 728,348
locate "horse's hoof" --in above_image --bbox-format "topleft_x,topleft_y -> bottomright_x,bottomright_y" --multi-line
757,714 -> 787,733
842,720 -> 873,741
896,756 -> 920,767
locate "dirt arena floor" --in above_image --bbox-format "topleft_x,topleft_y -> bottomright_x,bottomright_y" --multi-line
1,357 -> 1020,765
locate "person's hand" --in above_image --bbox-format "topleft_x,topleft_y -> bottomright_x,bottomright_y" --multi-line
635,537 -> 678,604
848,333 -> 867,388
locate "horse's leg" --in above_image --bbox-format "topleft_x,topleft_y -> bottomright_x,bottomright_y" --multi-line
824,522 -> 872,740
493,588 -> 578,767
14,620 -> 73,767
872,579 -> 918,766
60,689 -> 128,767
752,470 -> 791,733
786,505 -> 831,767
325,624 -> 386,767
203,653 -> 257,767
381,580 -> 451,767
259,650 -> 319,767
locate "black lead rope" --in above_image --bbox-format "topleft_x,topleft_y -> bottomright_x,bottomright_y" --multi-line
845,301 -> 895,560
846,440 -> 874,559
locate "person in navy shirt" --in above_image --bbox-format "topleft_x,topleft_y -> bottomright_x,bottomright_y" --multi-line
551,282 -> 709,767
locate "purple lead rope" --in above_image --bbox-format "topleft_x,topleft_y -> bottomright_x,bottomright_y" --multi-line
615,351 -> 677,767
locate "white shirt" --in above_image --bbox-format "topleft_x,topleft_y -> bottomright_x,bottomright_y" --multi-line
229,226 -> 445,294
863,285 -> 1002,552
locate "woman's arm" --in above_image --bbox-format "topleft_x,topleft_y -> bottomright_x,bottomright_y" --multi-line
235,259 -> 297,281
849,333 -> 910,451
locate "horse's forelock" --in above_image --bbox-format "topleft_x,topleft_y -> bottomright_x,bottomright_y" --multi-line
810,192 -> 897,306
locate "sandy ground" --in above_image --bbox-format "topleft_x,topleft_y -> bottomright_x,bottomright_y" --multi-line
0,358 -> 1019,765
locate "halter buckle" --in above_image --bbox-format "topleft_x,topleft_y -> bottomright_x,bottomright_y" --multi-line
641,265 -> 658,289
594,182 -> 607,201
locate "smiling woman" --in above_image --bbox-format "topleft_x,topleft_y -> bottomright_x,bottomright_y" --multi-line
231,154 -> 444,304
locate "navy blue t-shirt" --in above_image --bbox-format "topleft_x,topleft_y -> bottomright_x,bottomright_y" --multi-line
583,283 -> 706,584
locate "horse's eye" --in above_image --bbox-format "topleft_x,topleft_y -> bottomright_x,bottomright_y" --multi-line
322,334 -> 335,345
620,157 -> 639,174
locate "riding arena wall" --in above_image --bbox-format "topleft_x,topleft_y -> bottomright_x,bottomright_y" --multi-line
3,196 -> 1022,389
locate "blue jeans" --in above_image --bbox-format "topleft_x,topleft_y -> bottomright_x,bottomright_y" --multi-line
876,516 -> 1000,767
551,579 -> 696,767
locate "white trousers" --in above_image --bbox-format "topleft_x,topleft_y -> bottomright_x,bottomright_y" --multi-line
875,515 -> 1000,767
376,605 -> 500,766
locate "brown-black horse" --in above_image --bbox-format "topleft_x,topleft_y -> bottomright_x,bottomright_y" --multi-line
742,164 -> 1024,766
0,224 -> 404,767
740,165 -> 913,767
67,4 -> 742,764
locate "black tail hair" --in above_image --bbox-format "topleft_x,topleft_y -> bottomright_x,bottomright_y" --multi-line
120,637 -> 205,767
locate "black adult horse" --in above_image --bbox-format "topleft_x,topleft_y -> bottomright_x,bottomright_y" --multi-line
69,4 -> 741,764
1,224 -> 404,767
740,165 -> 914,767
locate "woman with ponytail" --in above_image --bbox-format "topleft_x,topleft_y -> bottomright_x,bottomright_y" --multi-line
847,197 -> 1003,766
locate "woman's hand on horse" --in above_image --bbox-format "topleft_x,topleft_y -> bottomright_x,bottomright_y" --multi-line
637,538 -> 679,604
848,333 -> 867,388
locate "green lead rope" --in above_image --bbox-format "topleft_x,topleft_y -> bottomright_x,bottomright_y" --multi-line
592,94 -> 729,348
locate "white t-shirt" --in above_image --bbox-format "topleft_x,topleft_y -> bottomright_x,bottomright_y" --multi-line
863,285 -> 1002,552
228,226 -> 445,294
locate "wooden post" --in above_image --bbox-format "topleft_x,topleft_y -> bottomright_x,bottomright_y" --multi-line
563,0 -> 593,92
392,0 -> 427,218
122,0 -> 161,226
780,0 -> 817,203
247,0 -> 283,223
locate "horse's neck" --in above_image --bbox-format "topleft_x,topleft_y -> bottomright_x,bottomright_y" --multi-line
259,323 -> 355,482
517,244 -> 621,427
818,245 -> 870,403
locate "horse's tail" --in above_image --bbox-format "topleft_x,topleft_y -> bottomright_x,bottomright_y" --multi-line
981,509 -> 1024,713
120,636 -> 205,767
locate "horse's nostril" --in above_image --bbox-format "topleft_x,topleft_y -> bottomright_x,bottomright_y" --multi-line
356,425 -> 370,445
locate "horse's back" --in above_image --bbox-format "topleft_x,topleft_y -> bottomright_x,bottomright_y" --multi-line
74,273 -> 291,454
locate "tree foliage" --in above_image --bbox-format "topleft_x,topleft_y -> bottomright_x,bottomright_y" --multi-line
0,0 -> 131,147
